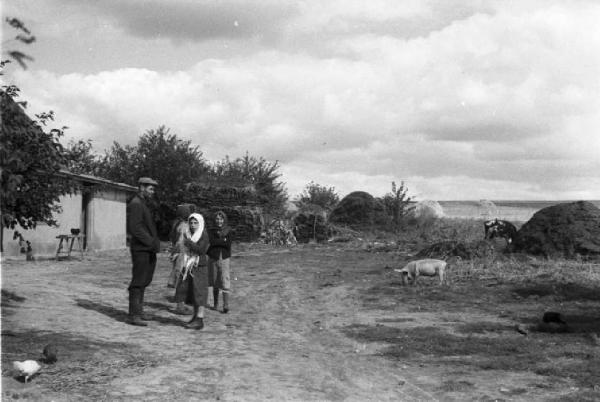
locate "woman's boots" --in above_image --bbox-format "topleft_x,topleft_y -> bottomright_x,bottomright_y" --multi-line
186,306 -> 205,330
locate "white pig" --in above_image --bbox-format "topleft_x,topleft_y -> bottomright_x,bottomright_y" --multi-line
394,259 -> 447,285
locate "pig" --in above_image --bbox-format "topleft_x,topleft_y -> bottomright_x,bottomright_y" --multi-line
394,259 -> 447,285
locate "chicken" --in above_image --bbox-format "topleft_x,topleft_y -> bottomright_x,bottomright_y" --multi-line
42,344 -> 57,364
12,360 -> 41,383
543,312 -> 566,325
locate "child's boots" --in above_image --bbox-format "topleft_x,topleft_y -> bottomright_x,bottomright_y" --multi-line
222,292 -> 229,314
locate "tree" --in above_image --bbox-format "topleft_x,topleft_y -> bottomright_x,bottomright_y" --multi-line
1,91 -> 76,229
97,126 -> 210,237
380,181 -> 413,228
63,138 -> 103,175
4,17 -> 36,69
210,152 -> 288,214
1,18 -> 79,234
99,126 -> 209,196
297,181 -> 340,215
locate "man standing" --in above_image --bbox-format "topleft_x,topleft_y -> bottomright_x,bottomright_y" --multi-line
126,177 -> 160,326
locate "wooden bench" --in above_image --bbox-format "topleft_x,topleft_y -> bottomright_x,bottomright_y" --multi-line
55,234 -> 85,260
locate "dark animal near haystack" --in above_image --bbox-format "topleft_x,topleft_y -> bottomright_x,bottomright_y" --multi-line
484,219 -> 517,245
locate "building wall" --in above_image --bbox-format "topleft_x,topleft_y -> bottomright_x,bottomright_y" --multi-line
2,194 -> 82,257
87,189 -> 128,251
2,188 -> 130,258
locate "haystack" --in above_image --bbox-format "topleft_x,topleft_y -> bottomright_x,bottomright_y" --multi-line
478,199 -> 499,220
512,201 -> 600,259
329,191 -> 387,228
409,200 -> 444,220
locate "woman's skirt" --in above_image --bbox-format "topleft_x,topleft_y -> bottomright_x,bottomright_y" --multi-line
174,264 -> 209,307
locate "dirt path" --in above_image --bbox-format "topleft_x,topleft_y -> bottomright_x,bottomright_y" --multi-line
1,246 -> 435,401
2,244 -> 598,401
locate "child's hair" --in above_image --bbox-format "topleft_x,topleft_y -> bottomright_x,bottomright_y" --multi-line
214,210 -> 227,221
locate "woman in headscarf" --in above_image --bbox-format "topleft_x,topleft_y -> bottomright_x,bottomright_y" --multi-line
174,212 -> 210,330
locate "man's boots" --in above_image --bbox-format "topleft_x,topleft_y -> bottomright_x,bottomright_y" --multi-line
222,292 -> 229,314
212,288 -> 220,310
139,288 -> 151,321
127,289 -> 147,326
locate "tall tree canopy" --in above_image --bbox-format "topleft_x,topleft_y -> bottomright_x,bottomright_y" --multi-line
1,89 -> 77,229
210,153 -> 288,214
97,126 -> 210,235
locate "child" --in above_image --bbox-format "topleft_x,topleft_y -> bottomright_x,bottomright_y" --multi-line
174,213 -> 210,329
207,210 -> 233,313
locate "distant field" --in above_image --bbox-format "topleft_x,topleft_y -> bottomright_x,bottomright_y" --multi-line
438,200 -> 600,223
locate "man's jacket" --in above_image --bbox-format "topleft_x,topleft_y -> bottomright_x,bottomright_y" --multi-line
127,194 -> 160,252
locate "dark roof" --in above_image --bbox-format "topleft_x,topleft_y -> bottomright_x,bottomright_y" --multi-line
56,169 -> 137,192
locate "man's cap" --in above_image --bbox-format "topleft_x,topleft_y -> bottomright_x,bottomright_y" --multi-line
138,177 -> 159,186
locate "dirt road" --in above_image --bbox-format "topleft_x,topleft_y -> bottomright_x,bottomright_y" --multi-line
2,244 -> 598,401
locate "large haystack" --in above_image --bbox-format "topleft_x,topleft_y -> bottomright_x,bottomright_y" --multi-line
329,191 -> 387,229
512,201 -> 600,259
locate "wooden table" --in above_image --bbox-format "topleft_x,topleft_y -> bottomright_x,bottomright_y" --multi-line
55,234 -> 85,260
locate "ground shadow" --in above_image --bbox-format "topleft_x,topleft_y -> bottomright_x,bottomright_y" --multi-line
75,298 -> 129,323
145,301 -> 175,312
1,289 -> 27,318
75,298 -> 187,327
1,289 -> 26,304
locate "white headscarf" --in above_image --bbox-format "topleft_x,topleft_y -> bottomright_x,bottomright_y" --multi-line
186,213 -> 205,242
182,212 -> 205,279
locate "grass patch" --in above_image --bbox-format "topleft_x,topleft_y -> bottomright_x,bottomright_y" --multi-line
343,323 -> 600,389
513,283 -> 600,302
535,358 -> 600,389
455,321 -> 513,334
344,325 -> 533,359
376,317 -> 415,323
438,379 -> 475,392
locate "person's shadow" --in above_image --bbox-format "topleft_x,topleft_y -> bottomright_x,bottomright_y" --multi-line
75,299 -> 188,327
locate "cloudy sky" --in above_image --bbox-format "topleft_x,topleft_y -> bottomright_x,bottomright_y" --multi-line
3,0 -> 600,201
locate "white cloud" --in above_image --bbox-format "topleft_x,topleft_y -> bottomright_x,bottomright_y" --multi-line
4,0 -> 600,200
